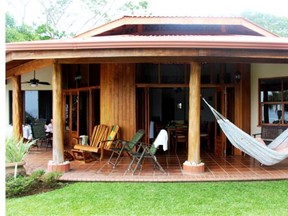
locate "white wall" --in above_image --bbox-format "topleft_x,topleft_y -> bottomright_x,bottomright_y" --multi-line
5,66 -> 52,129
250,63 -> 288,134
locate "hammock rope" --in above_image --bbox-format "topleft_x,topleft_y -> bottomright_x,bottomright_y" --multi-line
202,97 -> 288,165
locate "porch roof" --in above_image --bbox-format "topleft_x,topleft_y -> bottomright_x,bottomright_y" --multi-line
5,16 -> 288,77
6,35 -> 288,53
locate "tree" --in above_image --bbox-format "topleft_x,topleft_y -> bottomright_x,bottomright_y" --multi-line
77,0 -> 150,34
37,0 -> 73,39
6,0 -> 150,40
8,1 -> 288,42
242,11 -> 288,37
5,13 -> 40,42
118,0 -> 149,15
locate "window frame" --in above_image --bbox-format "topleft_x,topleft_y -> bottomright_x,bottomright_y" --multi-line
258,76 -> 288,126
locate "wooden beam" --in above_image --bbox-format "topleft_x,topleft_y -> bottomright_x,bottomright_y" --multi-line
11,76 -> 23,140
6,59 -> 55,78
187,62 -> 201,164
52,63 -> 65,163
6,49 -> 288,63
58,56 -> 288,64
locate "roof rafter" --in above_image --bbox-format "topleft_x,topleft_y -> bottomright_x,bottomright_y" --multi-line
6,59 -> 55,78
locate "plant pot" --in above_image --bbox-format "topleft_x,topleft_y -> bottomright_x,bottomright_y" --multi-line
6,161 -> 26,178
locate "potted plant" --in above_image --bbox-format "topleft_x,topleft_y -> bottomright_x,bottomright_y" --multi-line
5,136 -> 36,178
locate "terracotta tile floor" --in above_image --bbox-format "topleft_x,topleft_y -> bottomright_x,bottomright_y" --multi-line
24,147 -> 288,182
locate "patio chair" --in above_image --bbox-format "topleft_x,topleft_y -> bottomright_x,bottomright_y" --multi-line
108,129 -> 145,168
31,119 -> 52,150
127,129 -> 167,175
173,128 -> 188,152
72,124 -> 120,162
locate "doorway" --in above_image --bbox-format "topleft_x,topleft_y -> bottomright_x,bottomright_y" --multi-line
135,62 -> 239,156
136,87 -> 189,144
64,89 -> 100,147
201,87 -> 235,156
137,86 -> 236,155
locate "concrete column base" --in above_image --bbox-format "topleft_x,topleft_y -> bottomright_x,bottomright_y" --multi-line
47,161 -> 70,173
183,161 -> 205,174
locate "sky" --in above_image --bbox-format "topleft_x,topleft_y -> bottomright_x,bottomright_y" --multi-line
149,0 -> 288,17
5,0 -> 288,34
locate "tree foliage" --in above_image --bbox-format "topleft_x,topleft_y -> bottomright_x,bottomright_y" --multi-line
6,0 -> 150,41
78,0 -> 150,34
5,13 -> 64,42
6,1 -> 288,42
117,0 -> 149,15
38,0 -> 73,39
242,11 -> 288,37
6,13 -> 38,42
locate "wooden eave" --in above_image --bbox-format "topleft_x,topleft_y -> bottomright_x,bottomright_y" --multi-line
6,35 -> 288,54
6,35 -> 288,78
6,48 -> 288,78
75,16 -> 278,38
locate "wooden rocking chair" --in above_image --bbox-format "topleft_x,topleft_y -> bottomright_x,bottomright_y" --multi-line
72,124 -> 120,162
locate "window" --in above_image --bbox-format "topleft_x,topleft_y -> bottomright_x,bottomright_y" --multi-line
259,77 -> 288,125
136,64 -> 158,83
201,63 -> 236,84
160,64 -> 186,83
22,91 -> 52,123
62,64 -> 100,89
136,63 -> 189,84
9,90 -> 52,124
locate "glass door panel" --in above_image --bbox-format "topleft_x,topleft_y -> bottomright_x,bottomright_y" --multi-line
71,94 -> 78,132
79,91 -> 89,135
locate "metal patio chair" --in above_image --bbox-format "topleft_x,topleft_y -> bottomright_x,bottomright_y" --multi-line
127,129 -> 167,175
108,129 -> 145,168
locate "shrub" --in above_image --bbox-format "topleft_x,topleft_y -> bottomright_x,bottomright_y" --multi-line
6,170 -> 64,198
30,169 -> 45,179
6,175 -> 37,198
5,136 -> 36,163
41,172 -> 62,188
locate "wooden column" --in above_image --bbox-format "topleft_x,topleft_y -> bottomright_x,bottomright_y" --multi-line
11,75 -> 23,140
48,62 -> 70,173
183,62 -> 205,174
234,64 -> 251,155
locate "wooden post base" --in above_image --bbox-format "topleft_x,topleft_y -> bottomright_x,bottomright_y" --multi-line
182,161 -> 205,174
47,161 -> 70,173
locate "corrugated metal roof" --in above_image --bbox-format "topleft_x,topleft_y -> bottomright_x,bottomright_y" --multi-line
75,16 -> 278,38
6,35 -> 288,53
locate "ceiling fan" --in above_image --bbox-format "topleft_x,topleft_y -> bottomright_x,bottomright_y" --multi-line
21,71 -> 50,87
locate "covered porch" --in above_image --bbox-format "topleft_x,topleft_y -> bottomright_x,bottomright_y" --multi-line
6,16 -> 288,176
24,147 -> 288,182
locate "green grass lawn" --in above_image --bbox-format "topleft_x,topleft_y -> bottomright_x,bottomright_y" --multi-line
6,180 -> 288,216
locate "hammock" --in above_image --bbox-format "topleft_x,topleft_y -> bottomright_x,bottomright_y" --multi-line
202,97 -> 288,166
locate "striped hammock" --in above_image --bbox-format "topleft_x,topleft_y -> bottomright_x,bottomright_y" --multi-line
202,97 -> 288,165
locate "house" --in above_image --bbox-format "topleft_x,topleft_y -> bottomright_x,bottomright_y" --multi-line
5,16 -> 288,173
